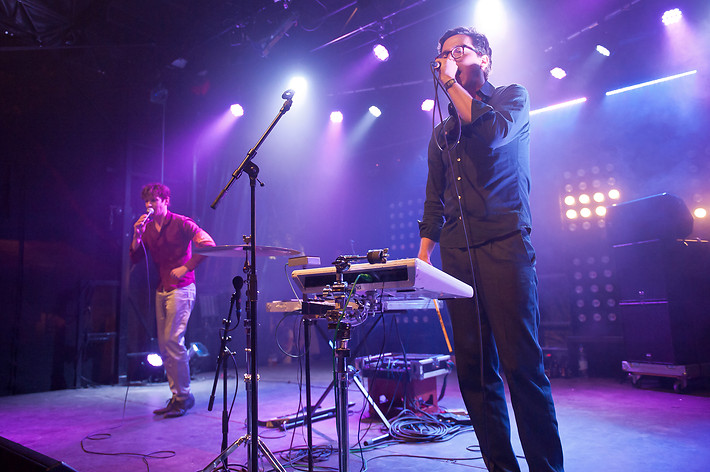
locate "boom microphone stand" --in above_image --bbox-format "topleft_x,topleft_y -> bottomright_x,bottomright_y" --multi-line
201,89 -> 294,472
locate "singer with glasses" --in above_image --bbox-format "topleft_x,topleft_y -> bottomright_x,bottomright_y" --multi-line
130,182 -> 215,418
418,27 -> 564,472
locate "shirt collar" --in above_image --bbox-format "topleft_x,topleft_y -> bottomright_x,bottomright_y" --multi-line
478,81 -> 495,102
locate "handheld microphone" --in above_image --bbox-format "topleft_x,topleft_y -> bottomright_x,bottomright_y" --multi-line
431,61 -> 441,70
139,207 -> 154,228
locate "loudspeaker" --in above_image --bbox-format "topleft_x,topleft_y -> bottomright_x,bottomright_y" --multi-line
605,193 -> 693,245
614,240 -> 710,365
0,437 -> 78,472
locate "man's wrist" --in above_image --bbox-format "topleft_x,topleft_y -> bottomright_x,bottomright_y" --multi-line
444,78 -> 457,90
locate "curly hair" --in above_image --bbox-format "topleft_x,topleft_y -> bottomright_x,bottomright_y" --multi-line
141,182 -> 170,202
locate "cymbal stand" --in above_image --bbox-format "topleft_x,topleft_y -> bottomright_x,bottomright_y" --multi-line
204,89 -> 294,472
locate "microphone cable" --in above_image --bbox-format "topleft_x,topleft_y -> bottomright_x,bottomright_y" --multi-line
428,62 -> 491,468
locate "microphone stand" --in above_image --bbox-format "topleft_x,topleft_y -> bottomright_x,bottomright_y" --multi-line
206,276 -> 243,471
201,90 -> 294,472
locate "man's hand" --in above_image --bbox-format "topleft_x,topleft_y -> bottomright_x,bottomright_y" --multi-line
170,265 -> 189,283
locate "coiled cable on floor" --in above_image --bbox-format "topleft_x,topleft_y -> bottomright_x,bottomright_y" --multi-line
388,409 -> 467,443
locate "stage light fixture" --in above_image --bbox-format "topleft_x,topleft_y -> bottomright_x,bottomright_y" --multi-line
595,45 -> 611,56
595,206 -> 607,217
662,8 -> 682,26
421,99 -> 435,111
530,97 -> 586,116
566,209 -> 579,220
146,353 -> 163,367
608,189 -> 621,200
580,208 -> 592,218
564,195 -> 576,206
373,43 -> 390,62
605,70 -> 696,96
230,104 -> 244,117
369,106 -> 382,117
694,207 -> 707,218
330,111 -> 344,123
593,192 -> 605,203
188,342 -> 209,360
288,76 -> 308,99
550,67 -> 567,79
579,194 -> 591,205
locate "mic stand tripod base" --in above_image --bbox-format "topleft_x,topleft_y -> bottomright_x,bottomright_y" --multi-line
199,435 -> 286,472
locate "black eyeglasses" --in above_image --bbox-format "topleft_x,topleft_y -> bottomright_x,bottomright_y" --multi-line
438,44 -> 478,60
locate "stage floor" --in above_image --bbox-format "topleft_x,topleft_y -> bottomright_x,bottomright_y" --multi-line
1,362 -> 709,472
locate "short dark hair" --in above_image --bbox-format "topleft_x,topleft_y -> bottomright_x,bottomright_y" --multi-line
141,182 -> 170,202
438,27 -> 492,79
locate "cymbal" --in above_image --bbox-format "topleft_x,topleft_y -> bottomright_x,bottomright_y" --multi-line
195,244 -> 302,258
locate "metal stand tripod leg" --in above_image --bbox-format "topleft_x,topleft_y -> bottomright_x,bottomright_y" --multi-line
332,322 -> 354,472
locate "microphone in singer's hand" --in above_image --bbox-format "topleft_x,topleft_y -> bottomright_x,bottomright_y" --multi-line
139,207 -> 154,228
431,61 -> 441,70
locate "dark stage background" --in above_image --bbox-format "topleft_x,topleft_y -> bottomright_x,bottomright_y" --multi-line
2,0 -> 709,395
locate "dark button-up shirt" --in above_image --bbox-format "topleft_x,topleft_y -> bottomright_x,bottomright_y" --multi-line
419,81 -> 532,247
130,211 -> 215,291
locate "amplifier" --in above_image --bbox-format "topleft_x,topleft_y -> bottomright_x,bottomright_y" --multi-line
355,353 -> 452,380
355,353 -> 452,417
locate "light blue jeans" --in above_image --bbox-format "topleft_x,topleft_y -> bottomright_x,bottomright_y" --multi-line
155,283 -> 196,400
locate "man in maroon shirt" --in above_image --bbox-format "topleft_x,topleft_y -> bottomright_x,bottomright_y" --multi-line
130,183 -> 215,418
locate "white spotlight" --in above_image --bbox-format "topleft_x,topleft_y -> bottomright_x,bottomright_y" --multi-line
288,76 -> 308,99
662,8 -> 682,26
230,104 -> 244,117
473,0 -> 508,40
596,45 -> 611,56
694,208 -> 707,218
421,99 -> 435,112
146,353 -> 163,367
608,189 -> 621,200
550,67 -> 567,79
369,106 -> 382,117
373,44 -> 390,62
330,111 -> 343,123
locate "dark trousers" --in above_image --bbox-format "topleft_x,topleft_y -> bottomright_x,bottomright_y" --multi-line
441,231 -> 564,472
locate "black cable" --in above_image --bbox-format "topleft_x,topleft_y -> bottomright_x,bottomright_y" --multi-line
429,64 -> 488,465
79,385 -> 176,472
